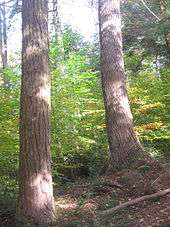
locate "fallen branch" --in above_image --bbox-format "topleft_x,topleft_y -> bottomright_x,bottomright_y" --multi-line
99,188 -> 170,216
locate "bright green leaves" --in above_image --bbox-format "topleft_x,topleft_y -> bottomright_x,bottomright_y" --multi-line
128,69 -> 170,142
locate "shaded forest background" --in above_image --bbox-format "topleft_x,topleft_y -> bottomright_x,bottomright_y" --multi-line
0,0 -> 169,208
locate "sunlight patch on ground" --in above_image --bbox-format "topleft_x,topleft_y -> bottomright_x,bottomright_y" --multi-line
55,197 -> 77,210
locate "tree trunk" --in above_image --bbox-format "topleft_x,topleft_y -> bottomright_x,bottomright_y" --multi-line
98,0 -> 143,169
164,32 -> 170,60
18,0 -> 55,224
53,0 -> 64,60
160,0 -> 170,60
0,11 -> 3,68
2,0 -> 7,69
0,0 -> 7,69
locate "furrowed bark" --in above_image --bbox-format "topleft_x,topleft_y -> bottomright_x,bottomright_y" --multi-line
98,0 -> 144,169
18,0 -> 55,224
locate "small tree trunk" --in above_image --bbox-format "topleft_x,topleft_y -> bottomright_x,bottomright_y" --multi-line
53,0 -> 64,60
160,0 -> 170,60
98,0 -> 143,169
18,0 -> 55,224
2,0 -> 7,69
165,33 -> 170,58
0,11 -> 3,68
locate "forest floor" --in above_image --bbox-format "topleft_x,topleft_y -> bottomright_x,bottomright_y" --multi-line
1,160 -> 170,227
51,159 -> 170,227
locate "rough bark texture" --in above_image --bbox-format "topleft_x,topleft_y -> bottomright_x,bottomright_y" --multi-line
18,0 -> 55,224
98,0 -> 143,169
160,0 -> 170,60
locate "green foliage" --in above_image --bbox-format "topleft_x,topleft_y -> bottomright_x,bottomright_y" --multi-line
50,32 -> 109,178
122,0 -> 170,64
0,25 -> 169,202
62,26 -> 87,57
0,68 -> 20,201
0,176 -> 17,199
128,69 -> 170,142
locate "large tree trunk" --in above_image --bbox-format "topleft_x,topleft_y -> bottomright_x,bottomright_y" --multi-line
98,0 -> 143,169
17,0 -> 55,224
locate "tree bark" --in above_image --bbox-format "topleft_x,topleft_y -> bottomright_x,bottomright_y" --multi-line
160,0 -> 170,60
98,0 -> 143,169
0,10 -> 3,68
0,0 -> 7,69
18,0 -> 55,224
1,0 -> 7,69
53,0 -> 64,60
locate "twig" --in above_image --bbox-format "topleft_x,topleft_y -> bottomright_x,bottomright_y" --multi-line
140,0 -> 161,21
99,188 -> 170,216
151,175 -> 161,186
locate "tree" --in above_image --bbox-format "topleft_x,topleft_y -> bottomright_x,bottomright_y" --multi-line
1,0 -> 7,68
0,0 -> 8,69
98,0 -> 143,169
52,0 -> 64,56
51,0 -> 65,73
0,7 -> 3,68
17,0 -> 55,224
121,0 -> 170,67
160,0 -> 170,60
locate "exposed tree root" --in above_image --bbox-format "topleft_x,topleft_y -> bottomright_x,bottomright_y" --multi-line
99,188 -> 170,216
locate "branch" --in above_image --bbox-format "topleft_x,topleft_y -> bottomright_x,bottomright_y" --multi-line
99,188 -> 170,216
0,0 -> 15,7
140,0 -> 161,21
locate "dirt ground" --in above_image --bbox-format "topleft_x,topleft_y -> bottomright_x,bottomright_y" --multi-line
51,160 -> 170,227
1,160 -> 170,227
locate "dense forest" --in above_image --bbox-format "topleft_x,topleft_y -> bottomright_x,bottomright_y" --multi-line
0,0 -> 170,226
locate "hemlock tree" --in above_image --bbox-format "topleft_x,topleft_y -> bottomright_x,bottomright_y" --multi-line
98,0 -> 143,168
0,0 -> 8,69
1,0 -> 7,68
53,0 -> 63,49
18,0 -> 55,224
52,0 -> 64,65
121,0 -> 170,67
160,0 -> 170,60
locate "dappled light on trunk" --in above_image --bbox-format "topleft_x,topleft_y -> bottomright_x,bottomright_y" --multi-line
17,0 -> 55,224
99,0 -> 144,168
